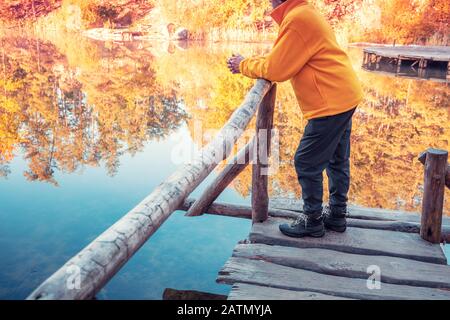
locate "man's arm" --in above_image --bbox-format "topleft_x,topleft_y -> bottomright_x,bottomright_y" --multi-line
239,27 -> 312,82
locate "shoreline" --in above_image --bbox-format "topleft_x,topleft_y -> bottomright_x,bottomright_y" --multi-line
2,24 -> 447,48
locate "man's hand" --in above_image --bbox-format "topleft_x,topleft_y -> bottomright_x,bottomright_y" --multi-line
227,54 -> 245,74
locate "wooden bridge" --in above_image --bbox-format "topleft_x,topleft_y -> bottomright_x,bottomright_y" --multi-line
362,45 -> 450,82
27,79 -> 450,300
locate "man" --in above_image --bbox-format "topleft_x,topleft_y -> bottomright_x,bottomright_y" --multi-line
227,0 -> 363,238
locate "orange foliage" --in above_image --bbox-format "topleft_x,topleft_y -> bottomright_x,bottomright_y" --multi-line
1,0 -> 448,44
0,3 -> 448,211
0,34 -> 187,184
159,45 -> 449,213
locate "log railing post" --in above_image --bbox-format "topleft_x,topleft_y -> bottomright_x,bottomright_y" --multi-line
418,148 -> 449,243
185,138 -> 255,217
252,84 -> 277,223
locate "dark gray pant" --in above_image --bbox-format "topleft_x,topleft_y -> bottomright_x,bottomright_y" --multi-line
294,108 -> 356,215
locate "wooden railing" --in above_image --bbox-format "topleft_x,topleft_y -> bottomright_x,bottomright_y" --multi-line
27,77 -> 447,300
418,148 -> 449,243
27,79 -> 275,300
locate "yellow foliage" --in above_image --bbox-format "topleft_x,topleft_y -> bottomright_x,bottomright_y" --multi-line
158,0 -> 271,40
0,23 -> 448,212
146,40 -> 449,213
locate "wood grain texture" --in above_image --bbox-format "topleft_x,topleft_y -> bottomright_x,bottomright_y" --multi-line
419,150 -> 450,190
270,197 -> 422,222
250,218 -> 447,264
218,257 -> 450,300
179,198 -> 298,219
252,84 -> 276,223
182,199 -> 450,240
446,164 -> 450,189
420,149 -> 448,243
185,139 -> 254,217
228,283 -> 353,300
270,197 -> 450,235
232,243 -> 450,289
27,79 -> 273,300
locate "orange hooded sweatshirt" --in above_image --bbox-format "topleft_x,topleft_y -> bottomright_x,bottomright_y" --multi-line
239,0 -> 363,120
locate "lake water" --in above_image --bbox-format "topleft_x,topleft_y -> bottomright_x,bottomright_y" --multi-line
0,32 -> 449,299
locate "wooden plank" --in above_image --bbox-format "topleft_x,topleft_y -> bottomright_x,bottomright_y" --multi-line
232,243 -> 450,289
228,283 -> 353,300
250,218 -> 447,264
345,218 -> 420,232
270,198 -> 421,222
269,198 -> 450,225
27,79 -> 273,300
181,199 -> 450,241
343,218 -> 450,243
218,257 -> 450,300
179,198 -> 298,219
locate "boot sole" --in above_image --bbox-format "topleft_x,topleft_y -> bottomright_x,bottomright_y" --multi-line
325,224 -> 347,233
279,228 -> 325,238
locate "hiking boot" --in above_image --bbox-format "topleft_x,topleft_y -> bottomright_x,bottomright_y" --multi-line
279,212 -> 325,238
323,205 -> 347,232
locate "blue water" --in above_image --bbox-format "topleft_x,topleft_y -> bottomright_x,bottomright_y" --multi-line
0,125 -> 251,299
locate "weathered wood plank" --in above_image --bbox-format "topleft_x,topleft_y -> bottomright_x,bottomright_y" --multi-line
345,218 -> 420,232
228,283 -> 353,300
179,198 -> 298,219
269,198 -> 450,225
218,257 -> 450,300
181,198 -> 450,240
250,218 -> 447,264
345,217 -> 450,243
27,79 -> 273,300
232,243 -> 450,289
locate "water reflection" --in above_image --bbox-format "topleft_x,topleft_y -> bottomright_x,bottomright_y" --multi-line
362,56 -> 448,83
0,35 -> 188,185
0,33 -> 448,212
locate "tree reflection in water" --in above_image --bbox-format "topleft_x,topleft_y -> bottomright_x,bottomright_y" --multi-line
0,36 -> 188,185
0,35 -> 448,213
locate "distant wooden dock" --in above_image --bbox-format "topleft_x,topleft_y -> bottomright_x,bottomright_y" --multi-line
362,45 -> 450,82
27,80 -> 450,300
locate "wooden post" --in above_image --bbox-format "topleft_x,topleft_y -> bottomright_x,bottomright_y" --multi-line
368,53 -> 374,68
375,56 -> 381,70
252,84 -> 277,223
446,164 -> 450,189
418,148 -> 448,243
